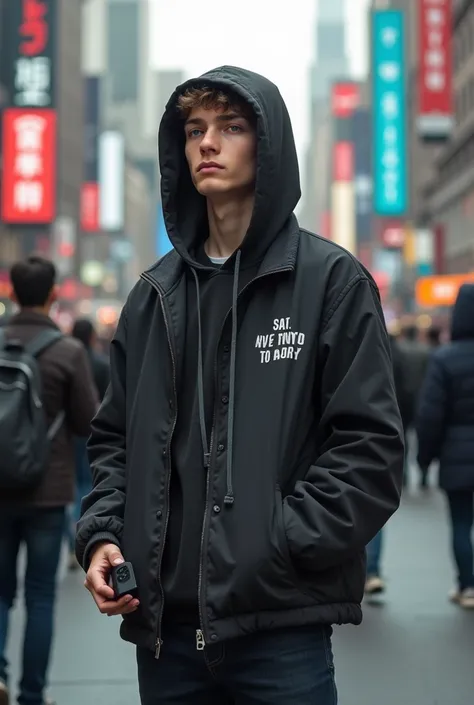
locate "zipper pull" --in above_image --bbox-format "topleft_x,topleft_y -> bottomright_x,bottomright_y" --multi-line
154,638 -> 163,659
196,629 -> 205,651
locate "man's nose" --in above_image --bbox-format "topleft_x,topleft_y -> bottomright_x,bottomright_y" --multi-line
200,127 -> 220,154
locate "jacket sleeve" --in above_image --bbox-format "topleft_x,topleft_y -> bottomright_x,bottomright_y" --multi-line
416,353 -> 447,469
283,275 -> 404,571
66,342 -> 99,437
75,306 -> 128,569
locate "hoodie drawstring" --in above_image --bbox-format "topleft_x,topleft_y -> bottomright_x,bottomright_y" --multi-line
191,250 -> 241,508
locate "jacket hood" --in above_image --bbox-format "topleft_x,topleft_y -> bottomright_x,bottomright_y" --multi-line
451,284 -> 474,341
158,65 -> 301,268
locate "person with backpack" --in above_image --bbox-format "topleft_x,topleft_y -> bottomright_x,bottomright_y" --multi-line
0,257 -> 98,705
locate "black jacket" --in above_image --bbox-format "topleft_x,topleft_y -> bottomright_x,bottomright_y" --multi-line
417,284 -> 474,491
76,66 -> 403,653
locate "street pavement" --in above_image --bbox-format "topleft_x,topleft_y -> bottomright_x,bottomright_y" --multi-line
6,472 -> 474,705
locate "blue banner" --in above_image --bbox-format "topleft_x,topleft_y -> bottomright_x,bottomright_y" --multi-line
155,203 -> 173,258
372,10 -> 408,216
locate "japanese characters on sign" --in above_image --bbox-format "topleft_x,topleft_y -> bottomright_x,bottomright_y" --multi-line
1,108 -> 57,223
9,0 -> 56,108
372,10 -> 408,216
418,0 -> 453,140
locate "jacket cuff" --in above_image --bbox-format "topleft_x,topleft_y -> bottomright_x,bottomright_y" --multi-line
79,531 -> 122,571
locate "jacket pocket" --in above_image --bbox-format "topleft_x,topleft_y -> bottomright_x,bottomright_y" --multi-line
275,485 -> 353,604
274,485 -> 308,591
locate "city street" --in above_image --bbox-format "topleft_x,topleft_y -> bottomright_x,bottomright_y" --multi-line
6,474 -> 474,705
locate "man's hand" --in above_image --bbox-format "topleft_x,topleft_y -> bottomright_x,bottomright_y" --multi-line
84,542 -> 140,617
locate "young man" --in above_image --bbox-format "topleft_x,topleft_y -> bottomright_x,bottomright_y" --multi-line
0,257 -> 98,705
77,67 -> 404,704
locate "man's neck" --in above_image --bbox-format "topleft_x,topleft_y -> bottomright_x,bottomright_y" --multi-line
21,306 -> 51,317
205,192 -> 254,259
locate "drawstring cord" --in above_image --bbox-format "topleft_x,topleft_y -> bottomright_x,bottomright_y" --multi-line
224,249 -> 241,506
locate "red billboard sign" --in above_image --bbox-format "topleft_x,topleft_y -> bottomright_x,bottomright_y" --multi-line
1,108 -> 57,223
379,220 -> 406,249
418,0 -> 454,139
81,182 -> 100,231
333,142 -> 354,182
331,83 -> 359,118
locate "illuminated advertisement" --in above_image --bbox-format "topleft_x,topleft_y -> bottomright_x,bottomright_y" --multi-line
330,82 -> 359,254
417,0 -> 454,140
81,77 -> 101,231
7,0 -> 56,109
372,9 -> 408,216
1,108 -> 57,223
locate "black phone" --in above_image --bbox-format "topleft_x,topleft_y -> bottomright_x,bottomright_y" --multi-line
111,561 -> 139,599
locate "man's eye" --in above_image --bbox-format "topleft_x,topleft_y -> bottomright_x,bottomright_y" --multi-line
227,125 -> 243,133
188,129 -> 202,138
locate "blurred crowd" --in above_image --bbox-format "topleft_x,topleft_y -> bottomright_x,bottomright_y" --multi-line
366,284 -> 474,609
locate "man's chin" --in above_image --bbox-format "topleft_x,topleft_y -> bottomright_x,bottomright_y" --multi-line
196,180 -> 231,197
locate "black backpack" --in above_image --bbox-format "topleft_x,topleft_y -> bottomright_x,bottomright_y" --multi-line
0,328 -> 65,490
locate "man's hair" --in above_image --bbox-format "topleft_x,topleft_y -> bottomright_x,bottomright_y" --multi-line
72,318 -> 95,349
176,86 -> 255,122
10,256 -> 56,308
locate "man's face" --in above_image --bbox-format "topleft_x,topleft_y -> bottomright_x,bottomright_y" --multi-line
184,105 -> 257,197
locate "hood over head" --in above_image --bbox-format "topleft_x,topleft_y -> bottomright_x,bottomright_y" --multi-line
451,284 -> 474,341
158,66 -> 301,268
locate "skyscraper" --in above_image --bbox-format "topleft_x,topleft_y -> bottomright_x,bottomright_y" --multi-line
312,0 -> 348,104
301,0 -> 349,232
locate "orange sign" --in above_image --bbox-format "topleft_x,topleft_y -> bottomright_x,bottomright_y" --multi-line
415,273 -> 474,308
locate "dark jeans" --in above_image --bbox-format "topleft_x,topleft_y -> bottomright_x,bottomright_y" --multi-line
446,491 -> 474,590
137,624 -> 337,705
366,530 -> 383,577
0,506 -> 65,705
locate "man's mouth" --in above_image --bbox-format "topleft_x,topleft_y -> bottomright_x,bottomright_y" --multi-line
197,162 -> 224,172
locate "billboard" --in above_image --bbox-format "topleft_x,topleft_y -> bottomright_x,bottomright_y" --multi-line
1,108 -> 57,223
330,82 -> 359,254
81,77 -> 101,231
331,83 -> 360,119
98,131 -> 125,231
6,0 -> 56,108
372,9 -> 408,216
353,108 -> 373,245
417,0 -> 454,140
331,182 -> 355,255
156,203 -> 172,257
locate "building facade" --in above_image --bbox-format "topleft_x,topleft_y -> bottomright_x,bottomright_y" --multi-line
423,0 -> 474,273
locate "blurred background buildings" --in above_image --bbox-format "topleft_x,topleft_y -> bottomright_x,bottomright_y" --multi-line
0,0 -> 473,334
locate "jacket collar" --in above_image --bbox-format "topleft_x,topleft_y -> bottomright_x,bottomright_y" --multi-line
143,214 -> 300,296
8,310 -> 59,330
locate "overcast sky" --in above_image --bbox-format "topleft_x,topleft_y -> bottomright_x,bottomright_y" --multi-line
149,0 -> 371,165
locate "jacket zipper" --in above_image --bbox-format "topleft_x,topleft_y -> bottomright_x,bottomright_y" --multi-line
196,356 -> 218,649
140,273 -> 178,660
195,264 -> 292,649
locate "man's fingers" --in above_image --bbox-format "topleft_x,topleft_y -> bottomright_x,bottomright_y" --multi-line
93,592 -> 139,616
95,582 -> 116,599
85,568 -> 114,598
104,546 -> 125,566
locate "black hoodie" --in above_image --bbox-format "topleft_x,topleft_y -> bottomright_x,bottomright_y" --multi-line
160,66 -> 301,621
77,66 -> 404,653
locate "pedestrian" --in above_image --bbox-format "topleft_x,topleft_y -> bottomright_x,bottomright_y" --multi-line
417,284 -> 474,609
396,325 -> 431,487
0,256 -> 98,705
76,67 -> 404,705
66,318 -> 109,570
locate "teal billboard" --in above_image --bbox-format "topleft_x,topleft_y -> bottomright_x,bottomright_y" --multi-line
372,10 -> 408,216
